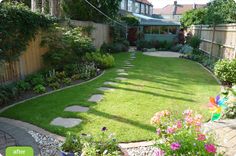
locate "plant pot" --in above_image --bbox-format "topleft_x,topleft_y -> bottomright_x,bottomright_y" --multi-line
60,151 -> 75,156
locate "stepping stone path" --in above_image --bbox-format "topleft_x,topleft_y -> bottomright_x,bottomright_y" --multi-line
98,87 -> 115,91
64,105 -> 89,112
125,64 -> 134,67
117,69 -> 125,72
50,117 -> 82,128
104,81 -> 119,85
88,94 -> 103,102
118,72 -> 129,76
116,77 -> 127,81
203,119 -> 236,155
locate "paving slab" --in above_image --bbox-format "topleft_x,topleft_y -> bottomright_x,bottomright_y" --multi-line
116,77 -> 127,81
125,64 -> 134,67
98,87 -> 115,91
88,94 -> 103,102
104,81 -> 119,85
64,105 -> 89,112
50,117 -> 82,128
118,72 -> 129,76
117,69 -> 125,72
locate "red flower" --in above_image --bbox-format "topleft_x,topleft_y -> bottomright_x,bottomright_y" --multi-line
205,144 -> 216,153
197,134 -> 206,141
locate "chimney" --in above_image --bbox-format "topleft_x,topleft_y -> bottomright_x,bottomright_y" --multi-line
172,1 -> 177,16
193,3 -> 196,9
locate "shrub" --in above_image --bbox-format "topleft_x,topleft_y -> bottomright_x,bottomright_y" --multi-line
71,74 -> 80,81
61,132 -> 82,154
62,78 -> 72,86
25,74 -> 45,87
16,80 -> 31,92
170,44 -> 183,52
42,26 -> 95,70
151,110 -> 221,155
214,59 -> 236,84
100,41 -> 129,53
33,84 -> 46,94
49,82 -> 60,90
224,85 -> 236,119
187,36 -> 201,49
85,52 -> 115,69
79,62 -> 97,80
0,83 -> 18,105
179,45 -> 193,54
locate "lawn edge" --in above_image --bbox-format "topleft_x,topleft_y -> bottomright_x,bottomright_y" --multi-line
0,71 -> 106,113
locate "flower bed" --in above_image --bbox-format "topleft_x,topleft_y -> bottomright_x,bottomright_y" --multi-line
151,110 -> 223,155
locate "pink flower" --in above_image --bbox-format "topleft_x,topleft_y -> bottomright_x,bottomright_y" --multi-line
154,148 -> 165,156
185,116 -> 193,125
176,120 -> 182,129
166,127 -> 176,134
170,142 -> 181,150
156,128 -> 161,136
151,116 -> 160,125
194,114 -> 203,121
205,144 -> 217,153
183,109 -> 193,116
197,134 -> 206,141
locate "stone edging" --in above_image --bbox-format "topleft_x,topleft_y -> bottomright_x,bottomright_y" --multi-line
0,117 -> 65,142
0,71 -> 105,113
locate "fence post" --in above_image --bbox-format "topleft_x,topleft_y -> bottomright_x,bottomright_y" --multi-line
210,26 -> 216,58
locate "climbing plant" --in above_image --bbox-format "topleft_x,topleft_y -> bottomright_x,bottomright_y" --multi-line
0,2 -> 52,63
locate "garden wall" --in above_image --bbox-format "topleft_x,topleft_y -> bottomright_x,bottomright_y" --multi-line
70,20 -> 110,48
0,32 -> 48,84
189,24 -> 236,60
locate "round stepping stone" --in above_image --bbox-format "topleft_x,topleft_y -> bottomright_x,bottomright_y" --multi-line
104,81 -> 119,85
50,117 -> 82,128
88,94 -> 103,102
116,77 -> 127,80
98,87 -> 115,91
64,106 -> 89,112
118,72 -> 128,76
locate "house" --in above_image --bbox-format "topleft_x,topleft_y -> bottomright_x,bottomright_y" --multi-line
120,0 -> 154,16
154,1 -> 206,22
119,0 -> 180,44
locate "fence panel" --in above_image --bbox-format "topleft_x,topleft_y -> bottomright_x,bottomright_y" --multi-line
189,24 -> 236,60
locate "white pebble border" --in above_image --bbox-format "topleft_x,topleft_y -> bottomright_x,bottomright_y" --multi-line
125,146 -> 156,156
28,130 -> 63,156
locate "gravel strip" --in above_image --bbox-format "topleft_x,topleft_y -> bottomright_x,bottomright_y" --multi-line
125,146 -> 157,156
28,130 -> 63,156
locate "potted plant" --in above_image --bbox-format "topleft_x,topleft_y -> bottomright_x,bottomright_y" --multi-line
60,132 -> 82,156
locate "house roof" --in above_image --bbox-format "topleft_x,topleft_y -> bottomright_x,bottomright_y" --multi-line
132,13 -> 180,26
136,0 -> 153,6
154,4 -> 206,15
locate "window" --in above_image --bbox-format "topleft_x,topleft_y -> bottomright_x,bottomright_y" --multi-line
144,26 -> 152,34
128,0 -> 133,12
160,26 -> 168,34
168,26 -> 177,34
135,2 -> 140,13
141,3 -> 145,14
144,26 -> 160,34
146,5 -> 149,14
149,6 -> 153,15
120,0 -> 126,10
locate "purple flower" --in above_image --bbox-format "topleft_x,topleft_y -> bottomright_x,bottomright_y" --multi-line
101,127 -> 107,131
154,148 -> 165,156
170,142 -> 181,151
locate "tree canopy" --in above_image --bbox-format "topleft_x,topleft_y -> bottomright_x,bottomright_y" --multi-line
62,0 -> 121,22
180,0 -> 236,28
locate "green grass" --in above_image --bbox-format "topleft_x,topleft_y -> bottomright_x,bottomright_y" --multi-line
0,52 -> 219,142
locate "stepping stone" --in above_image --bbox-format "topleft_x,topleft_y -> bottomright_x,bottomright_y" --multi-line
64,106 -> 89,112
88,94 -> 103,102
118,72 -> 128,76
117,69 -> 125,72
116,77 -> 127,80
104,81 -> 118,85
50,117 -> 82,128
98,87 -> 115,91
125,64 -> 134,67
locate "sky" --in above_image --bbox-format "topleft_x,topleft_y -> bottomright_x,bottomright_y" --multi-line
149,0 -> 211,8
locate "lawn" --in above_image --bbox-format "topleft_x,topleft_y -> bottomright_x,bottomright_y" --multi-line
0,52 -> 220,142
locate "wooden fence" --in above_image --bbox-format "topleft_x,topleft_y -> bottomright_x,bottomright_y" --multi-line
189,24 -> 236,60
0,21 -> 111,84
70,20 -> 110,48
